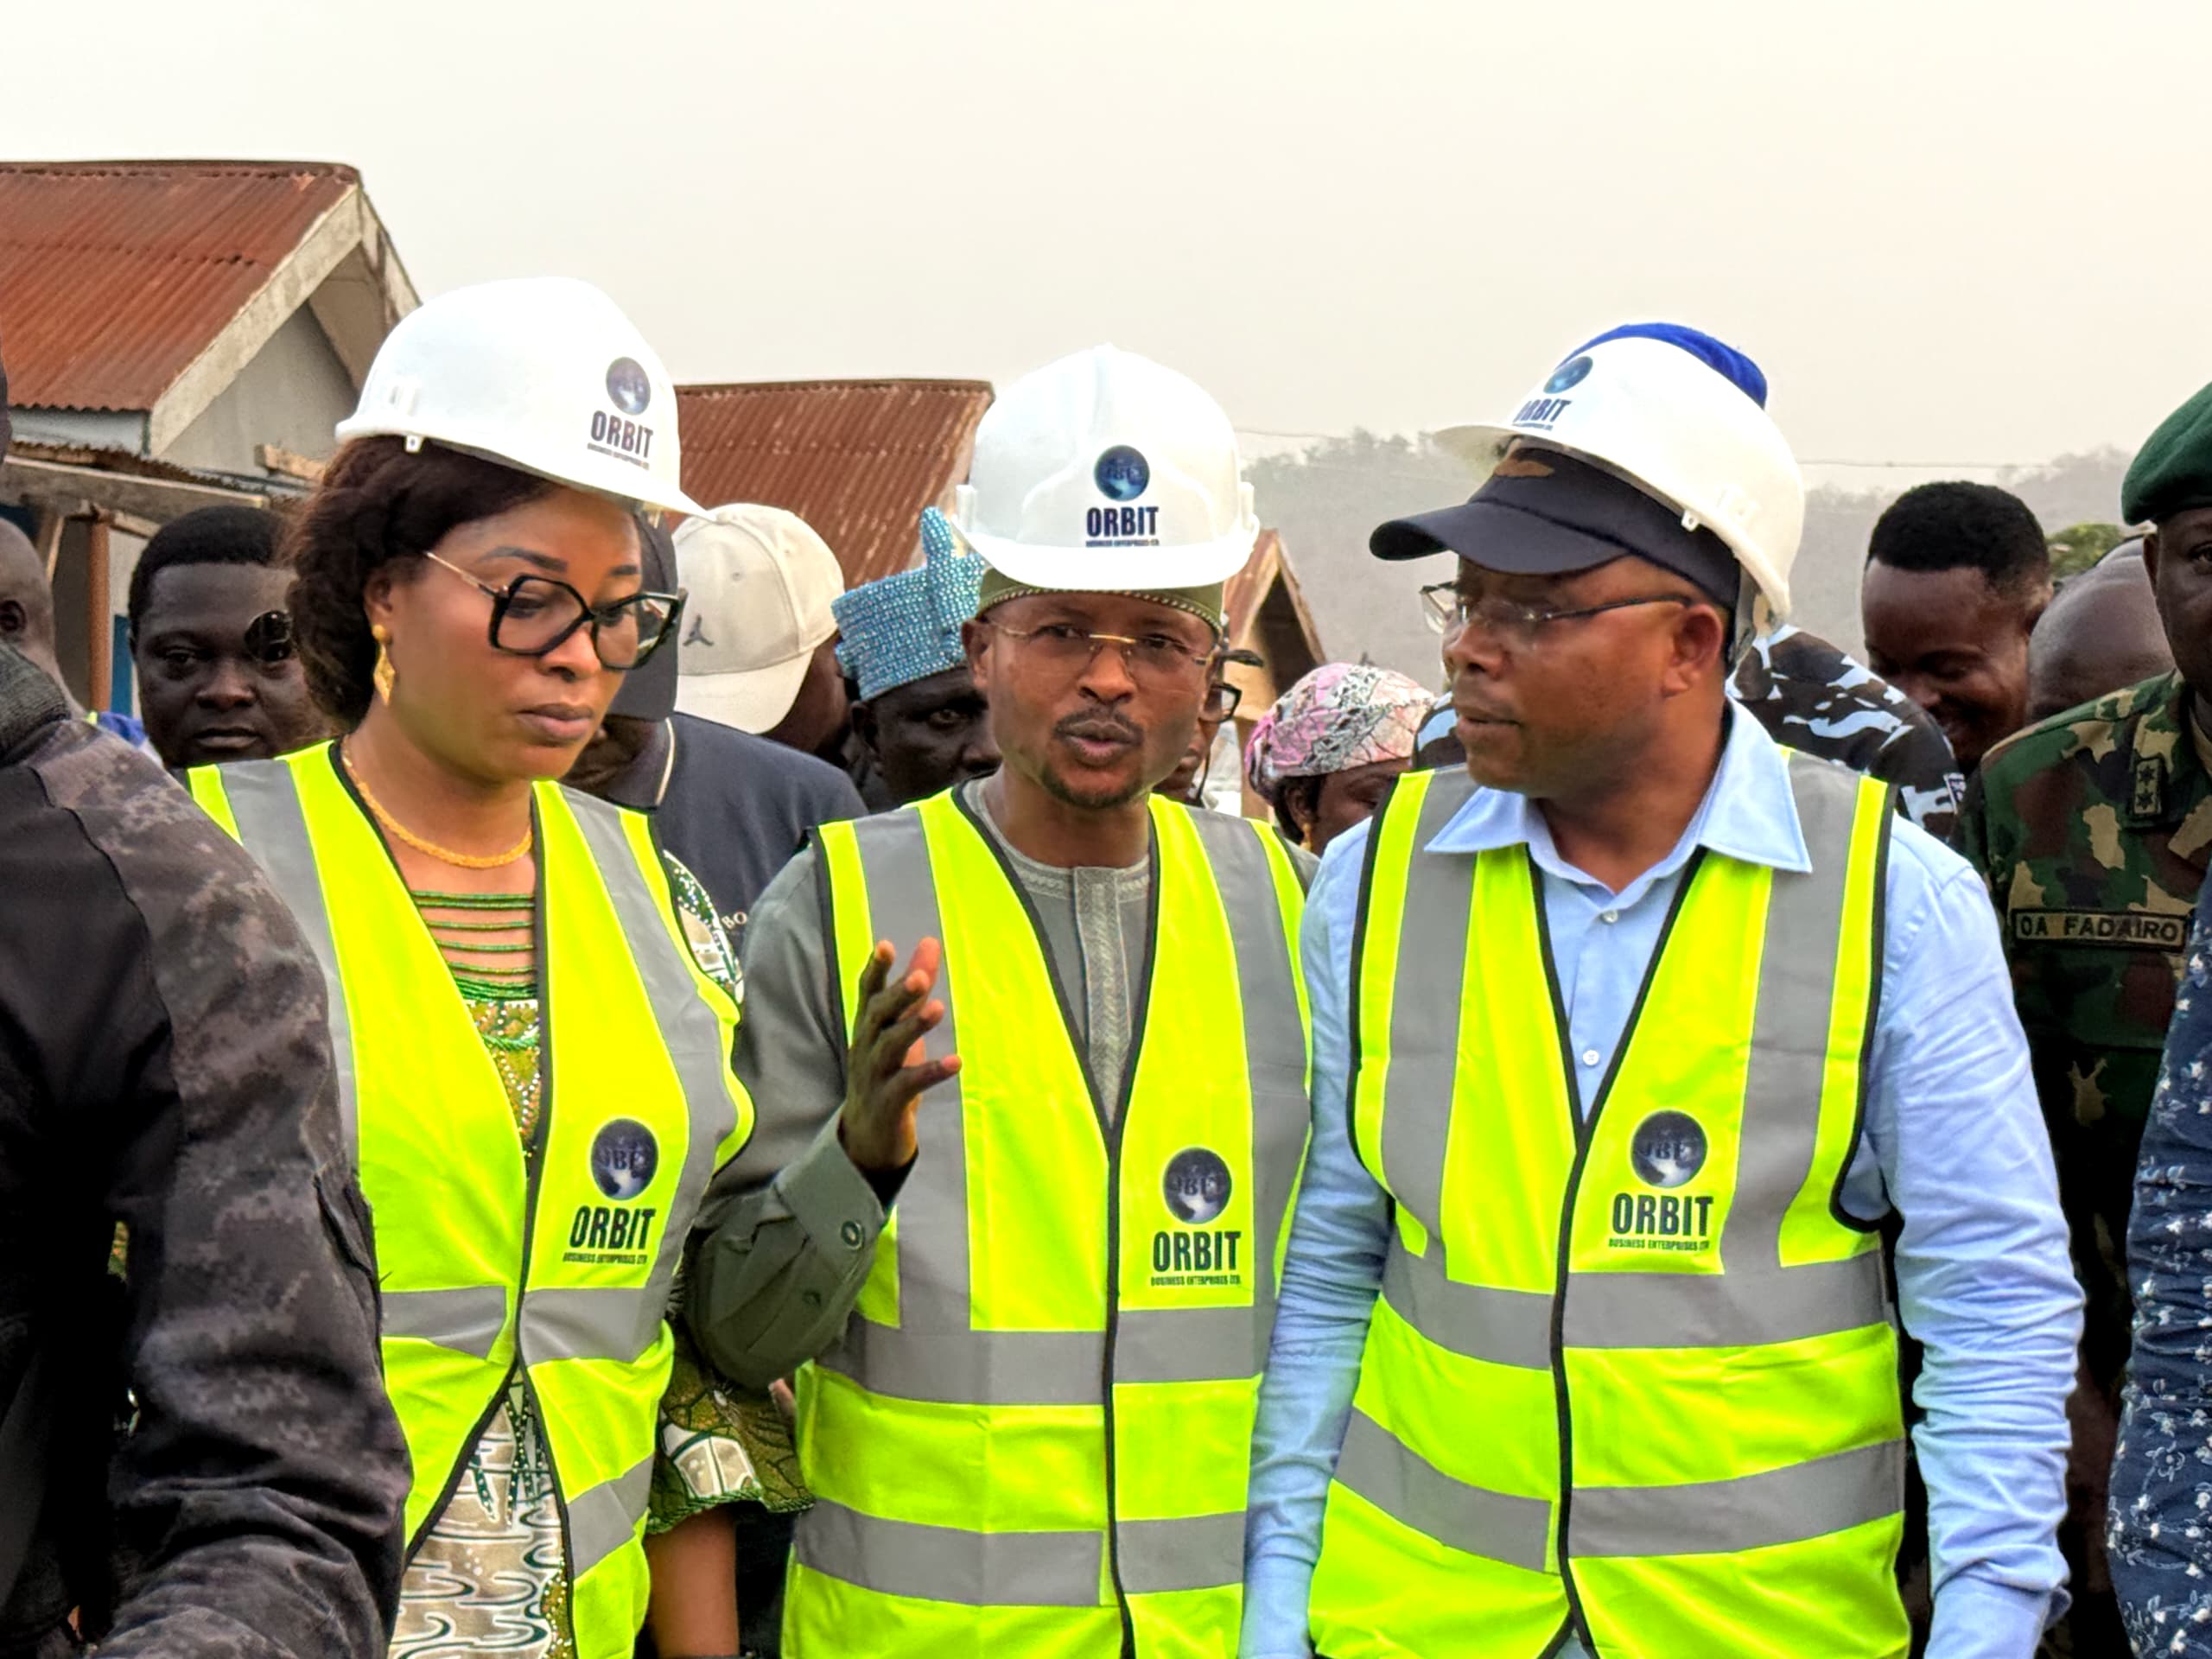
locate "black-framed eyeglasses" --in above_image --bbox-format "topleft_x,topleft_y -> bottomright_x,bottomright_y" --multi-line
424,551 -> 685,670
1418,581 -> 1695,649
989,620 -> 1216,688
1202,646 -> 1265,721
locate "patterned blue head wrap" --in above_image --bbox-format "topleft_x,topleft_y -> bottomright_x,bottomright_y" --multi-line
833,507 -> 988,702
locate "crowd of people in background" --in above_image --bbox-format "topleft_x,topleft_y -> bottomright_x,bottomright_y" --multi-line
11,289 -> 2212,1659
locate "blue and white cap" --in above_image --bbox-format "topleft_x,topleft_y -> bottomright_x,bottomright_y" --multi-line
832,508 -> 987,702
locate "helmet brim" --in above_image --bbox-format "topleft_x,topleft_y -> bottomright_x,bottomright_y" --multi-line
962,523 -> 1260,593
333,420 -> 708,520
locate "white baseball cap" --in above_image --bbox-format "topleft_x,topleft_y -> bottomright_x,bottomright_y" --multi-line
672,505 -> 846,733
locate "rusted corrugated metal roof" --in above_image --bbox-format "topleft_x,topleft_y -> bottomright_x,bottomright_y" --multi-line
676,378 -> 995,586
0,160 -> 358,413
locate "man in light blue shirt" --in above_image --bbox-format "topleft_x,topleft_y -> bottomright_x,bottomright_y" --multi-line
1240,327 -> 2079,1659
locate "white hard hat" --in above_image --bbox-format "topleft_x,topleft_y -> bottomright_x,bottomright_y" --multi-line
1432,334 -> 1803,621
336,276 -> 706,518
954,344 -> 1258,591
671,505 -> 845,734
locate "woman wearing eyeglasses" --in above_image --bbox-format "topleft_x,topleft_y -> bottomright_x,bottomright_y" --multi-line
183,279 -> 819,1659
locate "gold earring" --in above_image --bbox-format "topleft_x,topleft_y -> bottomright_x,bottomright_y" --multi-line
372,624 -> 395,705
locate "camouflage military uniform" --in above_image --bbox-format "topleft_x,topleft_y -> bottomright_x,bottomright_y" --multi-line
0,645 -> 407,1656
1728,624 -> 1966,840
1958,669 -> 2212,1389
1959,670 -> 2209,1657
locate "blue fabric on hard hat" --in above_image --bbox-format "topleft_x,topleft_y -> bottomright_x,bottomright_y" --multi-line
832,507 -> 988,702
1564,322 -> 1769,409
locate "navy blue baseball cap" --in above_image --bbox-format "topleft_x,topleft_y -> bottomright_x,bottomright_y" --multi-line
608,516 -> 681,722
1370,446 -> 1740,607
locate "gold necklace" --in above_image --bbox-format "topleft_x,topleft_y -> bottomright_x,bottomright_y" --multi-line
340,744 -> 534,870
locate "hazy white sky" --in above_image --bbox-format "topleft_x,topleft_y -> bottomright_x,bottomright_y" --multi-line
11,0 -> 2207,477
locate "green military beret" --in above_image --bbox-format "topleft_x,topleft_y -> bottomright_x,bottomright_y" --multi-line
2123,379 -> 2212,525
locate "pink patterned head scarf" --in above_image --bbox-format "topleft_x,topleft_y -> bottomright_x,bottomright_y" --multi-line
1243,662 -> 1433,805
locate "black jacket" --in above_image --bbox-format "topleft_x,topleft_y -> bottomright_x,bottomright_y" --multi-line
0,645 -> 407,1656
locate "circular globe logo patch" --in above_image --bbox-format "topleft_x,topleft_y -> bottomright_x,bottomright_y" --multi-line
1630,1111 -> 1707,1190
1544,355 -> 1594,395
1094,445 -> 1151,503
606,357 -> 652,416
590,1118 -> 659,1201
1163,1147 -> 1232,1225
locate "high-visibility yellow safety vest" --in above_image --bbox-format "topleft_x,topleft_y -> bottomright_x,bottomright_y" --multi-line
788,788 -> 1313,1659
1310,753 -> 1907,1659
189,743 -> 752,1659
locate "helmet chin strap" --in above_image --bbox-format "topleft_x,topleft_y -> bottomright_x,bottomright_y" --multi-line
1728,568 -> 1772,666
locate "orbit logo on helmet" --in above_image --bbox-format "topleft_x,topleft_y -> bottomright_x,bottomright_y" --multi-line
1087,446 -> 1160,546
590,358 -> 658,470
1545,355 -> 1594,394
606,357 -> 652,416
1095,446 -> 1150,502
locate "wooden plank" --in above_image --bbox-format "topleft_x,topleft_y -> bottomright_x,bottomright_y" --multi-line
256,443 -> 327,483
1,454 -> 266,525
34,506 -> 65,582
86,518 -> 111,714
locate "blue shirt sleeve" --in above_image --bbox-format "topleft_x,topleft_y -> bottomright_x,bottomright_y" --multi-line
1867,824 -> 2081,1659
2109,874 -> 2212,1656
1241,823 -> 1389,1659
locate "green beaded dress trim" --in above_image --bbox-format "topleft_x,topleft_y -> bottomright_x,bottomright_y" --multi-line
410,887 -> 543,1142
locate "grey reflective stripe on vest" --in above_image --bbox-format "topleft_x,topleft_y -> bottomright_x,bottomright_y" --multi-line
379,1286 -> 509,1360
1709,753 -> 1887,1282
530,791 -> 740,1367
1562,1255 -> 1886,1349
1183,808 -> 1310,1343
1371,773 -> 1480,1230
1336,1414 -> 1902,1567
794,1502 -> 1241,1608
817,1306 -> 1264,1405
1332,1408 -> 1552,1573
1572,1439 -> 1904,1559
796,1498 -> 1103,1607
568,1452 -> 655,1575
1382,1247 -> 1553,1371
216,758 -> 359,1160
1384,1244 -> 1888,1364
813,810 -> 972,1388
1117,1511 -> 1245,1594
